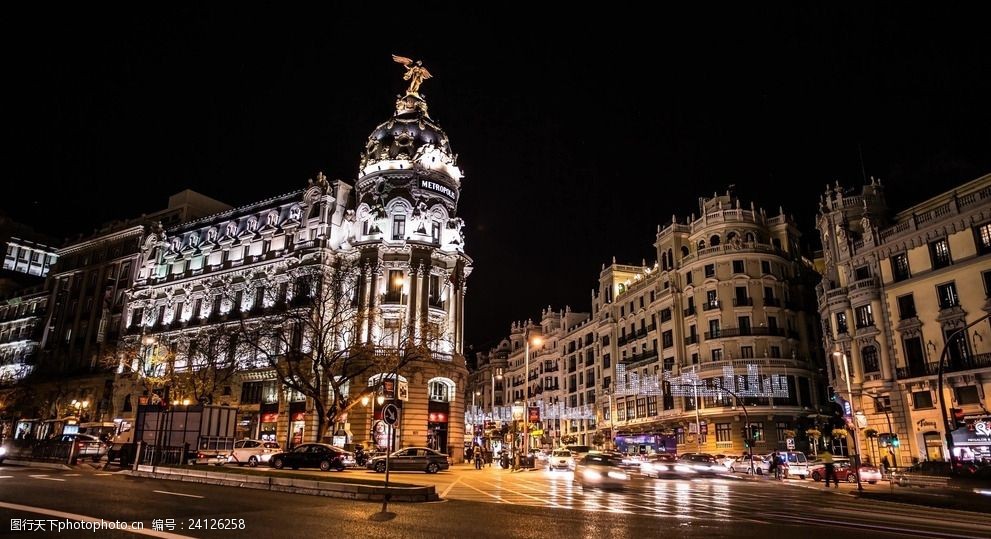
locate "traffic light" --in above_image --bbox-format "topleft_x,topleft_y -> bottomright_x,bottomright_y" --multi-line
827,385 -> 837,402
891,434 -> 900,448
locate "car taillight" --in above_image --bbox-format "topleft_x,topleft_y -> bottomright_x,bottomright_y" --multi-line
197,453 -> 206,459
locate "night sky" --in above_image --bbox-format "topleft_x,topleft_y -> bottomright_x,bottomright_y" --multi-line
4,5 -> 989,352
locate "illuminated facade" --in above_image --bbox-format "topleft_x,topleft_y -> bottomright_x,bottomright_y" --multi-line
118,89 -> 471,459
816,173 -> 991,465
470,191 -> 826,455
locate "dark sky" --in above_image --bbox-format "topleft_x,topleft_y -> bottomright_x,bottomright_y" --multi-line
4,5 -> 989,351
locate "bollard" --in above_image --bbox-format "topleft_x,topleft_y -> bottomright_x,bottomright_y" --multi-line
132,441 -> 142,471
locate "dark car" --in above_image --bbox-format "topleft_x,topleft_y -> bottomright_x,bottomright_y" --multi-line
893,461 -> 987,489
677,453 -> 722,475
269,443 -> 354,472
366,447 -> 451,474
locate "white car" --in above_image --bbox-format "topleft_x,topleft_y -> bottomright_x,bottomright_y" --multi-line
548,449 -> 575,471
227,440 -> 282,467
731,455 -> 770,475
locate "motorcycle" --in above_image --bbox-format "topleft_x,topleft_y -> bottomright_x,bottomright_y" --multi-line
354,448 -> 367,467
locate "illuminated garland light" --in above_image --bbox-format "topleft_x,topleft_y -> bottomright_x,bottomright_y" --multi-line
612,363 -> 789,399
464,400 -> 596,424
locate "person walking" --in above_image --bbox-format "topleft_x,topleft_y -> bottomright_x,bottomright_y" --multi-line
474,445 -> 483,470
880,454 -> 890,478
821,449 -> 838,488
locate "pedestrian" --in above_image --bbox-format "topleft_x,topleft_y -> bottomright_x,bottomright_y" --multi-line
880,454 -> 890,477
821,449 -> 838,488
768,452 -> 779,479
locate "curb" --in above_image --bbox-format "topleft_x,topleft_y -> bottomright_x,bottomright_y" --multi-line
124,466 -> 438,502
3,459 -> 74,471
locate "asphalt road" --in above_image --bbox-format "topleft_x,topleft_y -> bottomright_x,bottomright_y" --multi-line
0,463 -> 988,538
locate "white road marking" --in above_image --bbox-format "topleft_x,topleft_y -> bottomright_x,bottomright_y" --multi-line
440,475 -> 463,498
29,475 -> 65,482
152,490 -> 204,499
0,500 -> 194,538
64,473 -> 81,477
0,476 -> 13,479
95,473 -> 114,476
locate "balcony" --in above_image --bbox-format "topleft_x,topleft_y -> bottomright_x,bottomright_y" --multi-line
381,293 -> 408,305
704,327 -> 786,339
684,335 -> 699,345
732,297 -> 754,307
896,353 -> 991,379
763,297 -> 781,307
683,306 -> 697,317
702,300 -> 721,312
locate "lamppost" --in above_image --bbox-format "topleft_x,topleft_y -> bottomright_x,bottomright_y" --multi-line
511,401 -> 524,470
472,390 -> 481,445
70,399 -> 90,421
523,329 -> 542,467
937,313 -> 990,465
832,351 -> 864,492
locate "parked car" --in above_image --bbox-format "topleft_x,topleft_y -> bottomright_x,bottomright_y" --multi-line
366,447 -> 451,474
772,451 -> 810,479
548,449 -> 575,471
809,459 -> 880,484
715,454 -> 739,469
269,443 -> 354,471
60,433 -> 109,462
227,440 -> 282,467
574,452 -> 630,489
677,453 -> 722,475
639,454 -> 680,478
730,455 -> 767,475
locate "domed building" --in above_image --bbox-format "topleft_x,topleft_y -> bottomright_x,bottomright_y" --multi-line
115,60 -> 471,461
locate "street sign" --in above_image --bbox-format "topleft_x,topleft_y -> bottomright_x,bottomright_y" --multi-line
786,437 -> 795,450
382,403 -> 399,426
397,380 -> 409,401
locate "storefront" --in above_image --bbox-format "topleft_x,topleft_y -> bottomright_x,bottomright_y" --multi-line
288,401 -> 306,449
259,403 -> 279,443
615,433 -> 677,455
427,406 -> 449,454
951,416 -> 991,464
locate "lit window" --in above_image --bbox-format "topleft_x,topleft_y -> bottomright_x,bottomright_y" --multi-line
936,282 -> 959,309
929,239 -> 951,269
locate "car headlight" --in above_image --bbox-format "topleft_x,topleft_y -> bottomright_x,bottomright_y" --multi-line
675,464 -> 696,473
0,447 -> 6,456
607,471 -> 629,480
584,470 -> 601,480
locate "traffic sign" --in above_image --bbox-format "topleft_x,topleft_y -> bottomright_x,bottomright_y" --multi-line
786,437 -> 795,450
382,403 -> 400,426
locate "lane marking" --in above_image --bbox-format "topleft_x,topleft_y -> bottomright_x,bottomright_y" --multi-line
152,490 -> 204,499
0,476 -> 12,479
64,474 -> 81,477
767,512 -> 981,539
440,475 -> 463,498
29,475 -> 65,482
0,500 -> 194,538
451,479 -> 504,502
95,473 -> 114,476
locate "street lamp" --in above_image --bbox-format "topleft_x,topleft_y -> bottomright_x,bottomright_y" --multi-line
70,399 -> 90,420
523,330 -> 543,467
511,401 -> 524,470
832,351 -> 864,492
472,390 -> 481,444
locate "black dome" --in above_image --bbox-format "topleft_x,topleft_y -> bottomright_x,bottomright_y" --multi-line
359,95 -> 453,170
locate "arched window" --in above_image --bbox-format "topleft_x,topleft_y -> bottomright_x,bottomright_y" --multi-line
726,231 -> 738,242
681,245 -> 690,258
428,378 -> 456,402
861,345 -> 880,373
667,249 -> 673,268
697,240 -> 706,250
745,232 -> 756,243
661,252 -> 668,270
710,234 -> 721,246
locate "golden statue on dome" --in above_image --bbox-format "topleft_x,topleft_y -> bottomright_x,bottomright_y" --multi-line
392,54 -> 432,96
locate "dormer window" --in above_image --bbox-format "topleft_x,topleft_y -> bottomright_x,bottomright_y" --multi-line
189,233 -> 199,247
267,212 -> 279,227
171,238 -> 182,251
289,206 -> 302,220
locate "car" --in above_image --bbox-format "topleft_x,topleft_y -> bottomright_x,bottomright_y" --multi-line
639,453 -> 680,478
269,443 -> 354,471
366,447 -> 451,474
574,452 -> 630,489
730,455 -> 767,475
715,454 -> 739,469
565,445 -> 593,460
0,444 -> 6,464
227,440 -> 282,467
677,453 -> 722,475
771,451 -> 810,479
548,449 -> 575,471
57,433 -> 109,462
810,459 -> 880,484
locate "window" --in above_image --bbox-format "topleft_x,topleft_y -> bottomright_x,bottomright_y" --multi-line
711,348 -> 723,362
854,266 -> 871,280
897,294 -> 916,320
740,346 -> 754,359
936,282 -> 959,309
761,260 -> 771,274
716,423 -> 731,443
855,304 -> 874,328
776,422 -> 789,444
955,386 -> 980,405
392,215 -> 406,240
891,253 -> 910,282
732,260 -> 745,274
706,290 -> 718,308
685,271 -> 693,285
835,312 -> 848,334
985,270 -> 991,297
912,390 -> 934,409
704,264 -> 715,278
873,395 -> 891,413
660,308 -> 672,323
241,381 -> 263,404
975,223 -> 991,255
770,345 -> 780,357
431,222 -> 440,243
861,346 -> 879,373
429,380 -> 451,402
662,330 -> 673,348
929,239 -> 951,269
708,319 -> 720,338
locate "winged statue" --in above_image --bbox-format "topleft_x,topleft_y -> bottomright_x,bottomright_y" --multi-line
392,54 -> 432,95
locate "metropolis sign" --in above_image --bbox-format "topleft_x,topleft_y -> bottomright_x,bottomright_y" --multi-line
419,179 -> 456,200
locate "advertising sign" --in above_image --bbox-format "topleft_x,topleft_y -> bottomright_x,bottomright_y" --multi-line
528,406 -> 541,423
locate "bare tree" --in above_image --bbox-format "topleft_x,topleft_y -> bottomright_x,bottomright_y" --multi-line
235,260 -> 448,442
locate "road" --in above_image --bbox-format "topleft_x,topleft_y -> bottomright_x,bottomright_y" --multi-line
0,463 -> 988,538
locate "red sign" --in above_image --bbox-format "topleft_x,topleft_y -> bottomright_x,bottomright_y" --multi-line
261,413 -> 279,423
428,412 -> 448,423
528,406 -> 540,423
291,412 -> 306,422
382,379 -> 395,399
